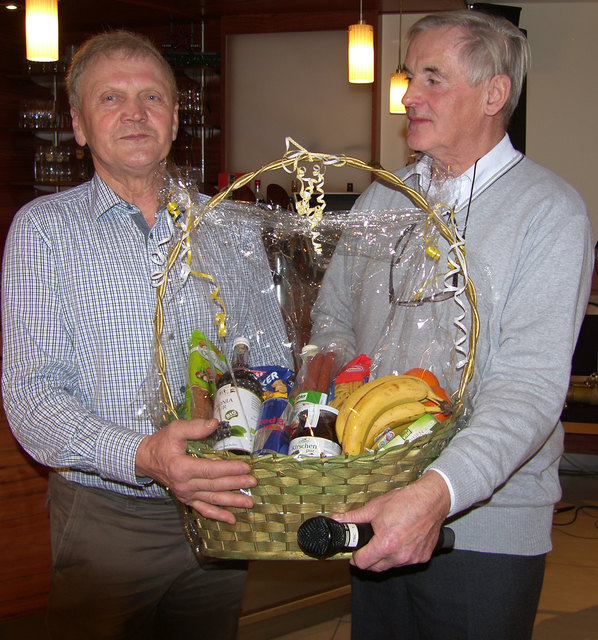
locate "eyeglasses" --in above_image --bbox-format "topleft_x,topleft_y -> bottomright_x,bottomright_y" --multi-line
388,224 -> 456,306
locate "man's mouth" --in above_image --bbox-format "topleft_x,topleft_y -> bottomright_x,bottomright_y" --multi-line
119,129 -> 153,142
406,112 -> 430,125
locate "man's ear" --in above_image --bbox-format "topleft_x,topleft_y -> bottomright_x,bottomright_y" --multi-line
171,102 -> 179,142
485,74 -> 511,117
70,106 -> 87,147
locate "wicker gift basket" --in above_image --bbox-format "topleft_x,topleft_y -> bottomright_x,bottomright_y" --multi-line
152,139 -> 479,560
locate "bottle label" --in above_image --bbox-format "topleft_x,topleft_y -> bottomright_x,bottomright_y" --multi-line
378,414 -> 439,451
288,436 -> 341,458
213,384 -> 262,453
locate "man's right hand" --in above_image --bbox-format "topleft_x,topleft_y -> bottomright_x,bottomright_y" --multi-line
135,418 -> 257,525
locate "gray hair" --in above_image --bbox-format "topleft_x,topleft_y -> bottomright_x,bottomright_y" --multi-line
408,10 -> 530,123
66,30 -> 178,110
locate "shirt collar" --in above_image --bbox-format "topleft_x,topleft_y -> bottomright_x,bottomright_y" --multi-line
406,134 -> 522,211
89,173 -> 170,226
89,174 -> 127,221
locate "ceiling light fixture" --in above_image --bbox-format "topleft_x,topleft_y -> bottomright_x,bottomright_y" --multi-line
389,1 -> 408,114
26,0 -> 59,62
348,0 -> 374,84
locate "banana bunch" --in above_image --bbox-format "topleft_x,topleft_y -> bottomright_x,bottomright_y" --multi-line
336,375 -> 451,456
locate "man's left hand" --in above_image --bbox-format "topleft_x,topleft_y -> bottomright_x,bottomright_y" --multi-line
332,470 -> 452,572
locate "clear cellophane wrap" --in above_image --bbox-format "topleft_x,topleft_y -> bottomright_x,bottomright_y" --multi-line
146,140 -> 479,559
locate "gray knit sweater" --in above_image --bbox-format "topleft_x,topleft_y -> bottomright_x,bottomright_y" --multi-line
311,146 -> 593,555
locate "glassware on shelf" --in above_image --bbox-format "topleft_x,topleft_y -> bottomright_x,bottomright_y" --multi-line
19,99 -> 71,130
178,85 -> 204,126
33,143 -> 91,184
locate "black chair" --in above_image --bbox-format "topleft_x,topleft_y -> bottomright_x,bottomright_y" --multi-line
232,184 -> 255,202
267,183 -> 290,209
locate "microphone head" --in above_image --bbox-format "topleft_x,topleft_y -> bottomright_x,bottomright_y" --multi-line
297,516 -> 345,558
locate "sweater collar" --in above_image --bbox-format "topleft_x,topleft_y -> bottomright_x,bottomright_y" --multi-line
405,134 -> 523,212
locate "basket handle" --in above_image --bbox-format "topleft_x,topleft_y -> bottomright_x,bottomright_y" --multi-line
153,140 -> 478,421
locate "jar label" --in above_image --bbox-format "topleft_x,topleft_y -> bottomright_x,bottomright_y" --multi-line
288,436 -> 341,458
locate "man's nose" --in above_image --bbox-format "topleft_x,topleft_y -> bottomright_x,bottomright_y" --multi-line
123,97 -> 147,121
402,82 -> 415,108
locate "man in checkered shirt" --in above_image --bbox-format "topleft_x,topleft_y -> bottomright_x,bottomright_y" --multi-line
2,31 -> 290,640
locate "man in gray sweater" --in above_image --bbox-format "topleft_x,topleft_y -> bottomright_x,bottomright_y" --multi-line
311,10 -> 593,639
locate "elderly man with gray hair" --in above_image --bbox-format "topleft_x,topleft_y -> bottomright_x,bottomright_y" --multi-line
311,10 -> 593,639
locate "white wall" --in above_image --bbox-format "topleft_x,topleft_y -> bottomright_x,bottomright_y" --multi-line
226,30 -> 373,195
379,13 -> 420,172
511,1 -> 598,242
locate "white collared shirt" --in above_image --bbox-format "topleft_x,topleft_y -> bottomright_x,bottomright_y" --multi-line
404,134 -> 523,215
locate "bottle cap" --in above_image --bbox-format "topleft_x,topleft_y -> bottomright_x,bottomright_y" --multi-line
233,336 -> 250,349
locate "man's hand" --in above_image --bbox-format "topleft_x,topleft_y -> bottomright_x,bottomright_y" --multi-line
135,418 -> 257,525
333,470 -> 451,572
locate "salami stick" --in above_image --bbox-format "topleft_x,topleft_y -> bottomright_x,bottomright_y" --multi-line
302,351 -> 323,393
316,351 -> 336,394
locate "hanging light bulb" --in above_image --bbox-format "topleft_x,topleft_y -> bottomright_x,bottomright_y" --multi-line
26,0 -> 59,62
390,70 -> 408,113
348,0 -> 374,84
389,0 -> 407,114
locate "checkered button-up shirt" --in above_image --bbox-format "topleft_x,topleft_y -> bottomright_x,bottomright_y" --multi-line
2,175 -> 291,497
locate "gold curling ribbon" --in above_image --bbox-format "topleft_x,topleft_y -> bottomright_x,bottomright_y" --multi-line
167,199 -> 228,338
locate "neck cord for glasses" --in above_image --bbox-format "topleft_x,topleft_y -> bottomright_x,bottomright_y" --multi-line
451,159 -> 478,288
461,158 -> 478,239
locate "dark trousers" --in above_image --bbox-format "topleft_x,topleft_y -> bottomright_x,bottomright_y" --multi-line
47,473 -> 247,640
351,548 -> 546,640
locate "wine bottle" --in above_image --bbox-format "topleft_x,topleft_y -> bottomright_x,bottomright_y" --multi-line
297,515 -> 455,559
212,337 -> 263,454
288,403 -> 341,458
255,179 -> 268,207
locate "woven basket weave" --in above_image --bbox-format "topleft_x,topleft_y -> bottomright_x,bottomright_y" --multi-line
154,141 -> 479,560
184,414 -> 461,559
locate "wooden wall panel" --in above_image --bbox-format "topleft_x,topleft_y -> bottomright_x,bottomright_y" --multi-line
0,394 -> 51,622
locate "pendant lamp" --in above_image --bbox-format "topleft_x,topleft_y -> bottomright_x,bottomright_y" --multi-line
389,2 -> 407,113
348,0 -> 374,84
389,71 -> 408,114
26,0 -> 58,62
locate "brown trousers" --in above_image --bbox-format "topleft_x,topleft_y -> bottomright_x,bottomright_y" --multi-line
47,473 -> 247,640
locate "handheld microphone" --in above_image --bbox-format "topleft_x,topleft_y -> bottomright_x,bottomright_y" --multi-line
297,515 -> 455,559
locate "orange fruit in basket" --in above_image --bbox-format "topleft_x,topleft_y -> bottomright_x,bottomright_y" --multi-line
405,367 -> 440,387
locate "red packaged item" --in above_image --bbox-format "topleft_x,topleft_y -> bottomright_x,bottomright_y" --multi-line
328,354 -> 371,411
